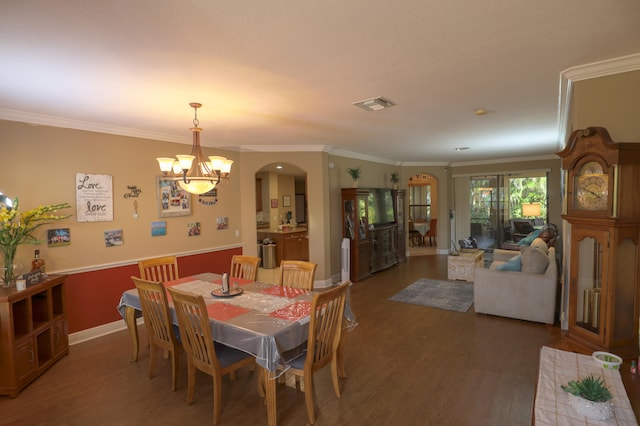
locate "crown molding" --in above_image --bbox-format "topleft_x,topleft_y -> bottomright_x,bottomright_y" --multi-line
326,147 -> 400,165
448,153 -> 558,168
557,53 -> 640,151
0,108 -> 192,145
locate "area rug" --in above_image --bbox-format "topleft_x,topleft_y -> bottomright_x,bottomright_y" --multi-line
389,279 -> 474,312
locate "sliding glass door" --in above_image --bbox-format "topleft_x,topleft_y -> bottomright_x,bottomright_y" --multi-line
468,172 -> 548,250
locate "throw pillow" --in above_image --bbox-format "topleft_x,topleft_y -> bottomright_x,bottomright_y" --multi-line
517,228 -> 542,246
530,237 -> 549,254
495,255 -> 522,272
520,245 -> 549,274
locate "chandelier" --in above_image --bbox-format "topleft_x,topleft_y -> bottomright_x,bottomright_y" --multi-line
156,102 -> 233,195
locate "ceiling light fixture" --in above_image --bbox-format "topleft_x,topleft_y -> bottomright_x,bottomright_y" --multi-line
353,97 -> 395,112
455,146 -> 471,151
156,103 -> 233,195
474,108 -> 487,116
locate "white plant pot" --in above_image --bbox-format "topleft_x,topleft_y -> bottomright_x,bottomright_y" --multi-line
568,394 -> 614,421
351,181 -> 359,188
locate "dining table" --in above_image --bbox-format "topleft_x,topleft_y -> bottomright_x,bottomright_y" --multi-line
412,221 -> 430,245
117,272 -> 356,426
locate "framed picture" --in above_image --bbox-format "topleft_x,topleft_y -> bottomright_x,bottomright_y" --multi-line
157,177 -> 192,217
270,198 -> 278,208
282,195 -> 291,207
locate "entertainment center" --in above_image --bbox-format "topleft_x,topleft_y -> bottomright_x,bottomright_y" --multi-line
342,188 -> 405,282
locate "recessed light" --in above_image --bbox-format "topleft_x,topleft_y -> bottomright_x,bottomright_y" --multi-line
474,108 -> 487,116
276,165 -> 283,169
455,146 -> 471,151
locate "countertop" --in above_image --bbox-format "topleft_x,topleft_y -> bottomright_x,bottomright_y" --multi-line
257,227 -> 307,234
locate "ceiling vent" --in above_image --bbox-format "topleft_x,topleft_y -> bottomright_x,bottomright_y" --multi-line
353,97 -> 395,112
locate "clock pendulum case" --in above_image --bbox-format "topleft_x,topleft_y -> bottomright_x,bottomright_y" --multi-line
557,127 -> 640,358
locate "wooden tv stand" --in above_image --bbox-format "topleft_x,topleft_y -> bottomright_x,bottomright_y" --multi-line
0,275 -> 68,397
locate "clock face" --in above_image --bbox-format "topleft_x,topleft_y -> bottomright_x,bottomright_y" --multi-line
575,173 -> 608,211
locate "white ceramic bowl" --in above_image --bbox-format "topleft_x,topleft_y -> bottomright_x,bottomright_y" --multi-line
592,351 -> 622,370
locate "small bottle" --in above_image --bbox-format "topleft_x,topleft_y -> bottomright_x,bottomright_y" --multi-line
222,273 -> 229,294
31,250 -> 45,273
632,360 -> 638,375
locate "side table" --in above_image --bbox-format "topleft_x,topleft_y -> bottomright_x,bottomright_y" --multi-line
447,250 -> 484,282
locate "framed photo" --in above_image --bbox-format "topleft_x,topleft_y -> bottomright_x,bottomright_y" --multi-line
157,177 -> 192,217
282,195 -> 291,207
47,228 -> 70,247
270,198 -> 278,208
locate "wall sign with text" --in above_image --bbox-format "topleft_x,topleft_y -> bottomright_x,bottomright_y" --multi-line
75,173 -> 114,222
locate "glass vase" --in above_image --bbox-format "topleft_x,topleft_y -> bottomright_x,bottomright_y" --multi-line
1,247 -> 23,288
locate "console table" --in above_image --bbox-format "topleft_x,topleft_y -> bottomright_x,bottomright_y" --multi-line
534,346 -> 637,425
447,250 -> 484,282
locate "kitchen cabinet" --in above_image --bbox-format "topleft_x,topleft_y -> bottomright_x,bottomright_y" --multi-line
257,228 -> 309,265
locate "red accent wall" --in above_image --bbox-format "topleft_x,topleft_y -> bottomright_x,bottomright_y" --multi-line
64,248 -> 242,333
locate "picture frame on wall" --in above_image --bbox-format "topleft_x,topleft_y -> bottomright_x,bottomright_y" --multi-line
157,177 -> 192,217
282,195 -> 291,207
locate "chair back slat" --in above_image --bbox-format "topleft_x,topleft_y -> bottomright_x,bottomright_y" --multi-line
230,255 -> 260,281
139,256 -> 179,282
278,260 -> 317,290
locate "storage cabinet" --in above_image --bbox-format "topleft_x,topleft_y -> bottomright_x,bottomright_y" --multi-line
0,275 -> 68,397
370,224 -> 398,273
257,228 -> 309,265
342,188 -> 404,282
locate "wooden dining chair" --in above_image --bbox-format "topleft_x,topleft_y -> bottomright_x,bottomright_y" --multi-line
230,255 -> 260,281
131,276 -> 180,391
167,287 -> 255,425
138,255 -> 179,282
278,260 -> 317,290
424,218 -> 437,246
282,280 -> 350,424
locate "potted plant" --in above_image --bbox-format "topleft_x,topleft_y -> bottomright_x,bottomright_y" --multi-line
347,167 -> 361,187
390,172 -> 399,189
561,374 -> 614,420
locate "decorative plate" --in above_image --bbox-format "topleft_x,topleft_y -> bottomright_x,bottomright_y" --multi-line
211,288 -> 243,298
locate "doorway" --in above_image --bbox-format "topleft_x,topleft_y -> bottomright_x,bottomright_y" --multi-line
408,173 -> 438,256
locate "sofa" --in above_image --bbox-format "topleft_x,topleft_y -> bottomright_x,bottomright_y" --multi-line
473,243 -> 557,324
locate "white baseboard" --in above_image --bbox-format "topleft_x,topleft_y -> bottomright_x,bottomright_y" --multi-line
69,317 -> 143,346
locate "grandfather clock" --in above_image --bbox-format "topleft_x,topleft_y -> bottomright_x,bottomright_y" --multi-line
557,127 -> 640,358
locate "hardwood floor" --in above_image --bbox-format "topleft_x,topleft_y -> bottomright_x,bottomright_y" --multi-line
1,255 -> 638,425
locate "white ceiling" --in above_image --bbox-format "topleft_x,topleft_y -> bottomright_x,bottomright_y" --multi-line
1,1 -> 640,165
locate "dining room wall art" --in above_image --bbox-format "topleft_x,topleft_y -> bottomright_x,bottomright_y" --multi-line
76,173 -> 113,222
47,228 -> 70,247
188,222 -> 201,236
157,177 -> 191,217
104,229 -> 123,247
216,217 -> 228,230
151,221 -> 167,237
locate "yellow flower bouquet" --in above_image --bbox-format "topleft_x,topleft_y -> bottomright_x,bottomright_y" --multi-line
0,197 -> 71,286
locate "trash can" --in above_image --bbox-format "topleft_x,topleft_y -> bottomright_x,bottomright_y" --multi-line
256,242 -> 263,265
262,243 -> 277,269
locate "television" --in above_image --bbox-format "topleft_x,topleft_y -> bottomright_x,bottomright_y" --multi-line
367,189 -> 395,226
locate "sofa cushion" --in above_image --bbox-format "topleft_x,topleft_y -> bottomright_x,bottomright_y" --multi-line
520,245 -> 549,274
517,228 -> 542,246
530,237 -> 549,254
495,255 -> 522,271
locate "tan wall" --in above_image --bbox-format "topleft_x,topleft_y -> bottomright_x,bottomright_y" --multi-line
1,120 -> 241,273
238,152 -> 332,282
572,70 -> 640,141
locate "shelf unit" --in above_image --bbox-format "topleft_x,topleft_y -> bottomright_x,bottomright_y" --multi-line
342,188 -> 405,282
0,275 -> 68,397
